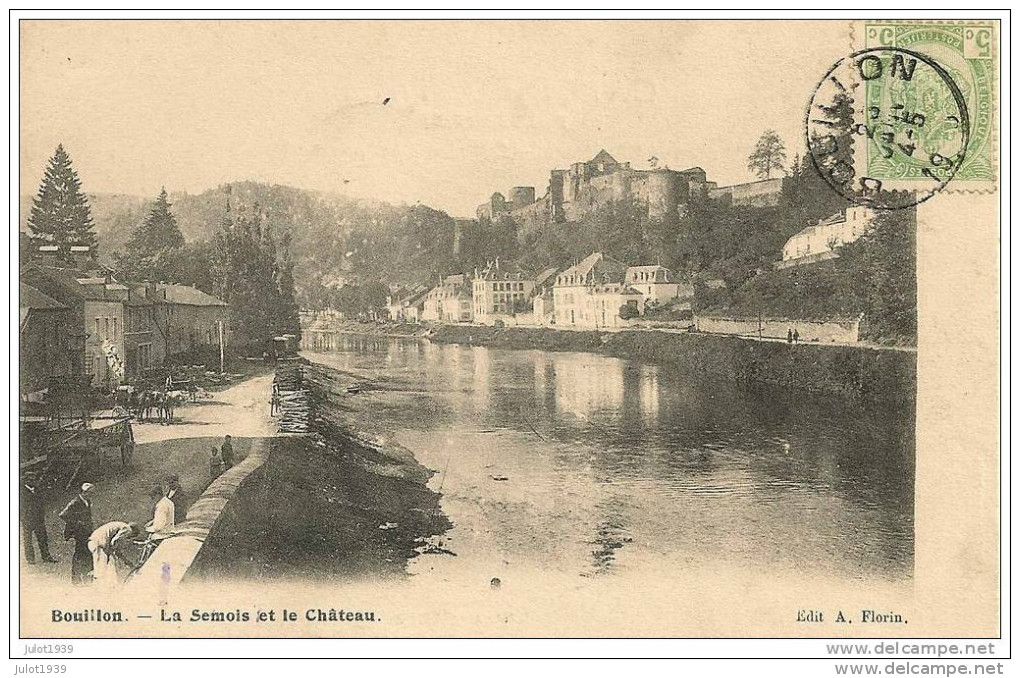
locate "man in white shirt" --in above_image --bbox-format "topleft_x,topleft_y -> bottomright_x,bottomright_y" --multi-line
88,521 -> 137,588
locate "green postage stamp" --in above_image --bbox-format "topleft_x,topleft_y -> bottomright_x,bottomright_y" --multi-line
859,21 -> 997,187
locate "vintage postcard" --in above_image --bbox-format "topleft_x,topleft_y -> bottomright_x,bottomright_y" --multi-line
15,18 -> 1002,642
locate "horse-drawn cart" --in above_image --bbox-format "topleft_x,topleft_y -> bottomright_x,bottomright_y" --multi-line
64,415 -> 135,467
19,415 -> 134,491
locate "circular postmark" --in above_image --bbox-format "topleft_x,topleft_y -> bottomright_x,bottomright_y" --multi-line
806,47 -> 970,209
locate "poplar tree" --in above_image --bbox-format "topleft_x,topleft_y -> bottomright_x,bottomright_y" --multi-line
275,233 -> 302,337
27,144 -> 98,261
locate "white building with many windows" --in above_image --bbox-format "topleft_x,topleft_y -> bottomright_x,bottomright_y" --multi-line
422,274 -> 474,323
472,260 -> 533,323
553,252 -> 644,328
624,264 -> 693,304
779,206 -> 875,269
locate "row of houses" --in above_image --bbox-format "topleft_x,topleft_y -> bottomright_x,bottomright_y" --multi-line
387,254 -> 693,329
19,259 -> 230,395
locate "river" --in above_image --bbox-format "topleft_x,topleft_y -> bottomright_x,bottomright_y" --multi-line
302,334 -> 914,588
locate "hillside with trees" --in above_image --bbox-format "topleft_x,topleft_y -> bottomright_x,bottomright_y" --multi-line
20,182 -> 471,307
20,142 -> 916,343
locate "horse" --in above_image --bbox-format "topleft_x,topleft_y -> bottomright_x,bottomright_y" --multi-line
160,390 -> 189,425
136,391 -> 155,422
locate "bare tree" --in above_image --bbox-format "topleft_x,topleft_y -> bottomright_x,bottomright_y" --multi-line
747,130 -> 787,180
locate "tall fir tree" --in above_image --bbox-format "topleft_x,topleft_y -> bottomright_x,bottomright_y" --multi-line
128,187 -> 185,253
27,144 -> 98,262
114,187 -> 186,282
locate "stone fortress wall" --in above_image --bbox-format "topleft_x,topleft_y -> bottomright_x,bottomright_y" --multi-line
477,150 -> 771,239
708,177 -> 785,207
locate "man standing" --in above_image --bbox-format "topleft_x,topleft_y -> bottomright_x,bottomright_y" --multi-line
21,472 -> 58,564
165,474 -> 187,525
270,383 -> 281,417
221,435 -> 234,468
209,446 -> 225,481
58,483 -> 95,585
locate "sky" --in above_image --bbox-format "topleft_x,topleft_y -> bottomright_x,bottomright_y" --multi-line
20,20 -> 848,218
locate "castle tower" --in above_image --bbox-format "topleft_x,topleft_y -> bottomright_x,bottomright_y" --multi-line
508,186 -> 536,210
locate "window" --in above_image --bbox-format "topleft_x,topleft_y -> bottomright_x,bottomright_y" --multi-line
95,318 -> 101,338
112,318 -> 118,339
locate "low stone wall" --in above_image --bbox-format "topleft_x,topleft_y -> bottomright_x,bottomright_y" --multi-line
476,312 -> 536,327
695,315 -> 862,344
774,250 -> 839,270
429,324 -> 914,404
124,436 -> 271,598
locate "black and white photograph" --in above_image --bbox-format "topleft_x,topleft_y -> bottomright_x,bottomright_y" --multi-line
13,16 -> 1003,655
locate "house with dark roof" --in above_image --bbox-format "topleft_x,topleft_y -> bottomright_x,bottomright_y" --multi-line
19,283 -> 72,394
471,259 -> 533,323
148,283 -> 230,357
20,265 -> 128,387
386,285 -> 429,323
624,264 -> 693,305
422,274 -> 473,323
21,263 -> 231,385
552,253 -> 644,328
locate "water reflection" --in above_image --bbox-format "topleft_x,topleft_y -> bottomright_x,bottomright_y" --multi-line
304,334 -> 914,581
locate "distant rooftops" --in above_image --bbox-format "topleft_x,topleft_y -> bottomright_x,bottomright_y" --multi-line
154,283 -> 228,307
626,264 -> 673,283
533,267 -> 559,289
21,264 -> 227,307
19,283 -> 65,311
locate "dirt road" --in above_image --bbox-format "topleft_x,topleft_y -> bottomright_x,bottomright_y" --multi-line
20,374 -> 275,587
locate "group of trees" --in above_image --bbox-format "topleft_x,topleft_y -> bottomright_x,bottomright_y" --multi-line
511,198 -> 679,274
300,280 -> 390,318
837,210 -> 917,343
210,200 -> 301,349
111,187 -> 212,287
25,145 -> 301,352
24,131 -> 918,344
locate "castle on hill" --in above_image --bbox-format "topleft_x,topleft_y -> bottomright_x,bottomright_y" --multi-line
476,150 -> 785,236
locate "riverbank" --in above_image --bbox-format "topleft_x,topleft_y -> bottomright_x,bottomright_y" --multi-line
428,324 -> 916,404
184,361 -> 451,583
304,318 -> 427,341
21,374 -> 275,591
